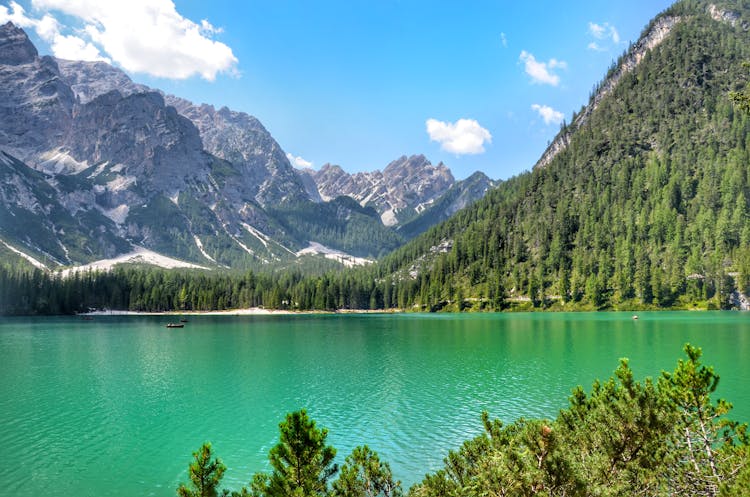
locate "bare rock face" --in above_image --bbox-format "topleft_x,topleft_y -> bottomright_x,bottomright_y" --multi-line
67,90 -> 208,191
56,59 -> 149,104
165,96 -> 309,206
0,23 -> 74,159
56,51 -> 309,208
0,21 -> 37,65
300,154 -> 455,226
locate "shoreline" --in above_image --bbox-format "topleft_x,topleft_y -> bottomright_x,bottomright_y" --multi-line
82,308 -> 402,316
76,307 -> 739,317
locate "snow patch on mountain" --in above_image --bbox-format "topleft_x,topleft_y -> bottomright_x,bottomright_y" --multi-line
38,149 -> 89,174
296,242 -> 373,267
100,204 -> 129,224
193,235 -> 216,263
59,246 -> 208,276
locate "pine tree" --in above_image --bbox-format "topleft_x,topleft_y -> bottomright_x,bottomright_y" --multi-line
730,62 -> 750,114
252,409 -> 338,497
177,442 -> 228,497
660,344 -> 749,497
332,445 -> 402,497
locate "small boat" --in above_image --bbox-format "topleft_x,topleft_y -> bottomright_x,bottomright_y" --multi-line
632,315 -> 639,320
166,323 -> 185,328
180,318 -> 189,323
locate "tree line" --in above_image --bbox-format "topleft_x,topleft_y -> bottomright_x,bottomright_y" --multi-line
177,345 -> 750,497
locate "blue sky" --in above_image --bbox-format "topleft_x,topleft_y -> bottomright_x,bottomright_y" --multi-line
2,0 -> 674,180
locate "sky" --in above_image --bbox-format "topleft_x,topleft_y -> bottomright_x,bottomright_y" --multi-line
1,0 -> 675,180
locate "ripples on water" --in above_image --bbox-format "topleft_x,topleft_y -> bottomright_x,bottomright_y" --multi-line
1,313 -> 749,496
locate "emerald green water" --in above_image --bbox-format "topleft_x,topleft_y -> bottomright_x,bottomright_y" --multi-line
1,312 -> 749,496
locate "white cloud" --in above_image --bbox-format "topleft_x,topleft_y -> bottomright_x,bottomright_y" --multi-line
199,19 -> 222,35
500,32 -> 507,48
35,14 -> 60,40
50,32 -> 108,61
548,59 -> 567,70
12,0 -> 238,80
587,21 -> 620,50
426,118 -> 492,155
0,1 -> 108,61
0,1 -> 34,27
588,22 -> 606,39
286,153 -> 313,169
531,104 -> 564,125
611,27 -> 620,44
519,50 -> 565,86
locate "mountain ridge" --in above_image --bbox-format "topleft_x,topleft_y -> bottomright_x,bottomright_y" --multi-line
535,1 -> 748,171
0,21 -> 493,271
298,154 -> 455,226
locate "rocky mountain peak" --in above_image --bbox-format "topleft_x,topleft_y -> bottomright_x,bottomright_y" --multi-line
163,95 -> 309,206
56,59 -> 149,104
384,154 -> 453,184
299,154 -> 457,226
0,22 -> 38,65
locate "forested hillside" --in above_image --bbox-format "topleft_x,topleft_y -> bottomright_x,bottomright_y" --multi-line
372,0 -> 750,311
2,0 -> 750,315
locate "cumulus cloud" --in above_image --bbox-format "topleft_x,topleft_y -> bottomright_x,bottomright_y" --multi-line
2,0 -> 237,80
286,153 -> 313,169
0,1 -> 108,61
0,1 -> 34,27
519,50 -> 566,86
426,118 -> 492,155
587,22 -> 620,50
50,32 -> 109,61
531,104 -> 564,125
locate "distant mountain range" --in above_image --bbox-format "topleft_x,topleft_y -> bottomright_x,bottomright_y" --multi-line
299,155 -> 494,227
0,22 -> 494,271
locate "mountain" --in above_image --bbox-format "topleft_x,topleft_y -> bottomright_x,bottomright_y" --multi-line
395,171 -> 496,240
0,22 -> 492,271
367,0 -> 750,311
297,154 -> 494,235
0,22 -> 415,269
162,96 -> 311,207
299,155 -> 454,226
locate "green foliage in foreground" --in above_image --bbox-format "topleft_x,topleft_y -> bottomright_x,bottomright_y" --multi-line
178,345 -> 749,497
177,443 -> 227,497
251,410 -> 338,497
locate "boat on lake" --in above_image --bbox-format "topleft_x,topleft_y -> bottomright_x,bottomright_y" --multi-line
166,323 -> 184,328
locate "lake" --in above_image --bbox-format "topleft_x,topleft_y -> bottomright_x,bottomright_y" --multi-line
1,312 -> 749,496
